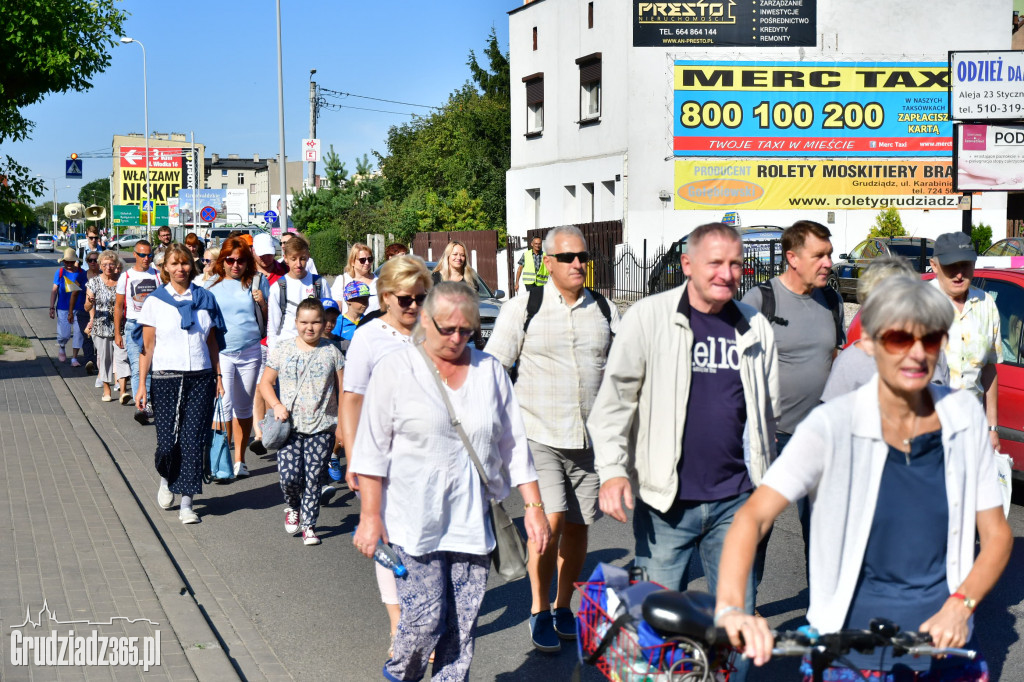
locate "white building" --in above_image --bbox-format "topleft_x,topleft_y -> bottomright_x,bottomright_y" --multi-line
506,0 -> 1012,255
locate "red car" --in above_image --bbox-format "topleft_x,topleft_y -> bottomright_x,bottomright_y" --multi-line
845,265 -> 1024,477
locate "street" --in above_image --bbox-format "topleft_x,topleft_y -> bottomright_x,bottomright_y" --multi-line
2,249 -> 1024,681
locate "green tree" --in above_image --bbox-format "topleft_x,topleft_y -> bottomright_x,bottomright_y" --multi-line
0,1 -> 127,220
868,207 -> 907,238
78,177 -> 111,216
971,223 -> 993,253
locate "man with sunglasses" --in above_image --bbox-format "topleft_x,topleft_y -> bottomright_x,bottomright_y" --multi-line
115,240 -> 160,424
929,231 -> 1001,451
77,226 -> 106,263
488,225 -> 619,653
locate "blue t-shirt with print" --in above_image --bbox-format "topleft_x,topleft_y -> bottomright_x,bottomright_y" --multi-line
678,305 -> 751,502
53,267 -> 89,311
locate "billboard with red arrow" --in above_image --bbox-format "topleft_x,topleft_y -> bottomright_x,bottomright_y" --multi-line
116,146 -> 184,205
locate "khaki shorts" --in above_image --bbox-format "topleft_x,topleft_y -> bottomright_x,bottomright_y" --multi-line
529,439 -> 601,526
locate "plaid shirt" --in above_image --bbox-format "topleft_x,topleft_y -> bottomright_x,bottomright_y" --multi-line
933,281 -> 1000,400
487,281 -> 619,449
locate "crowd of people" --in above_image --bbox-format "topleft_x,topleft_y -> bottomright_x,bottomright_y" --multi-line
45,220 -> 1013,682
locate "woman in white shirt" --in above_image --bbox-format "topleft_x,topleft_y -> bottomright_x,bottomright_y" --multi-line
341,254 -> 432,650
352,282 -> 550,680
715,277 -> 1012,679
136,244 -> 226,525
331,242 -> 379,317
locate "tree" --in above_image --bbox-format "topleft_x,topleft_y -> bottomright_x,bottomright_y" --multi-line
0,1 -> 127,221
868,207 -> 907,238
78,177 -> 111,216
972,222 -> 993,253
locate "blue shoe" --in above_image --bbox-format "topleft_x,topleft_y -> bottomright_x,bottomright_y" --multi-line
529,611 -> 561,653
328,457 -> 342,482
552,607 -> 577,641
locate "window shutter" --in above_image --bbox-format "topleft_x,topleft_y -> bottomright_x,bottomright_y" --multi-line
580,59 -> 601,85
526,78 -> 544,105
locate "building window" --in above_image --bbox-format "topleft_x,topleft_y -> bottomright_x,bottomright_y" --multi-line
527,189 -> 541,231
582,183 -> 595,222
588,2 -> 594,28
249,203 -> 257,215
221,169 -> 227,176
577,54 -> 602,122
237,172 -> 245,185
523,74 -> 544,136
221,183 -> 228,190
532,26 -> 537,51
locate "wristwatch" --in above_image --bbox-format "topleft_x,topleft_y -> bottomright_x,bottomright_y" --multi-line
951,592 -> 977,612
988,425 -> 999,433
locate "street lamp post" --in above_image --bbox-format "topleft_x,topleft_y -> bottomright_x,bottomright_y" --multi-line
120,36 -> 151,241
275,0 -> 289,234
35,176 -> 70,238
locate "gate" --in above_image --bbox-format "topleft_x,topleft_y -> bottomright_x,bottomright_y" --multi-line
411,230 -> 499,289
524,220 -> 623,296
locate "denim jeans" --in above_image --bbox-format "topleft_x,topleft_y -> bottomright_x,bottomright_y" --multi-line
124,319 -> 150,397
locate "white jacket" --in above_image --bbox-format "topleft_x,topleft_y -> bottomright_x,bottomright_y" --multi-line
589,285 -> 779,514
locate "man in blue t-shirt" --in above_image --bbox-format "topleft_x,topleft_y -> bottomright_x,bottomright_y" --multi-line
49,248 -> 90,366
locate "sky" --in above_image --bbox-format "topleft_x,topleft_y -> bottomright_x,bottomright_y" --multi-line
8,0 -> 513,207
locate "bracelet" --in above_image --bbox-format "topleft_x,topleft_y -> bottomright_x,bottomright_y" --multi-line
524,502 -> 545,509
988,425 -> 999,433
713,606 -> 744,626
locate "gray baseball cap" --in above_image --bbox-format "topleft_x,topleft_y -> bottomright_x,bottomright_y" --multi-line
932,232 -> 977,265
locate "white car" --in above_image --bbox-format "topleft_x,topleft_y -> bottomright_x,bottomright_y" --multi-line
0,238 -> 21,252
34,235 -> 55,252
113,233 -> 144,248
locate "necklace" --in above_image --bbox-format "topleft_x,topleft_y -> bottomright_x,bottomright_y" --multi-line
881,410 -> 920,464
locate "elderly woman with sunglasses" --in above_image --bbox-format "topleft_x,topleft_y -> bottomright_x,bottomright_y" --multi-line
352,281 -> 549,681
331,242 -> 379,318
206,237 -> 267,478
714,276 -> 1012,681
84,250 -> 124,401
342,254 -> 432,650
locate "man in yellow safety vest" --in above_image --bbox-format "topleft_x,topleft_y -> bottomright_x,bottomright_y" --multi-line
516,236 -> 548,293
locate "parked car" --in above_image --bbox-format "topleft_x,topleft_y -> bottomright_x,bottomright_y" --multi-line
425,261 -> 503,346
34,234 -> 56,252
646,225 -> 785,295
112,233 -> 145,249
828,237 -> 934,301
0,238 -> 22,252
983,238 -> 1024,257
206,226 -> 268,248
845,267 -> 1024,478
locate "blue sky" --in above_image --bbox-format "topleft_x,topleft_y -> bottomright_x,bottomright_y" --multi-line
9,0 -> 512,206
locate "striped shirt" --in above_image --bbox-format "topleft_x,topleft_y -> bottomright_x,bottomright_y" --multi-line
932,282 -> 1000,401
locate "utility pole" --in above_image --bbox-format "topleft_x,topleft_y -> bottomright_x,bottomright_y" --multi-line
308,69 -> 317,190
275,0 -> 289,234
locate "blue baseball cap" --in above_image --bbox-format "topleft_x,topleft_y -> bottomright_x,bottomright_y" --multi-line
320,298 -> 339,311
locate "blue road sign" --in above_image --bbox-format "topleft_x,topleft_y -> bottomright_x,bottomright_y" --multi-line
142,200 -> 154,212
263,210 -> 278,224
200,206 -> 217,223
65,158 -> 82,179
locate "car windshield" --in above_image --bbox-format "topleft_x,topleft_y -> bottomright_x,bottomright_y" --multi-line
985,240 -> 1024,257
889,243 -> 933,258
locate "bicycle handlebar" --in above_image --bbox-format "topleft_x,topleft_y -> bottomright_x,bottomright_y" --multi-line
770,626 -> 977,662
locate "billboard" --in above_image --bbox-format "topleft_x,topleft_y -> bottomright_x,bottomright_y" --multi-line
176,189 -> 227,225
634,1 -> 816,48
949,51 -> 1024,121
673,61 -> 952,157
674,159 -> 958,210
955,123 -> 1024,191
116,146 -> 184,205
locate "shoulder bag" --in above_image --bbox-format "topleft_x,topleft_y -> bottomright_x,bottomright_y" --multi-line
251,274 -> 267,338
261,346 -> 320,450
204,396 -> 234,483
416,344 -> 529,582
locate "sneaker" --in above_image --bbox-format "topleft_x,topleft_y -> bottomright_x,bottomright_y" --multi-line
249,439 -> 267,456
146,405 -> 154,421
157,486 -> 174,509
552,607 -> 577,641
85,361 -> 97,375
233,461 -> 249,478
119,393 -> 132,406
302,527 -> 321,546
284,507 -> 300,535
133,409 -> 149,425
58,348 -> 67,363
320,485 -> 336,505
179,509 -> 200,524
529,611 -> 561,653
327,457 -> 342,482
70,358 -> 81,368
101,395 -> 114,402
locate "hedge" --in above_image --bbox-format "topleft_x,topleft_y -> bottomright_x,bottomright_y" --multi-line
308,229 -> 348,277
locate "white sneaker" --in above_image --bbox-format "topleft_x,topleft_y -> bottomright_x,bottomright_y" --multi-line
179,509 -> 200,524
302,527 -> 321,546
284,507 -> 300,535
233,461 -> 249,478
157,486 -> 174,509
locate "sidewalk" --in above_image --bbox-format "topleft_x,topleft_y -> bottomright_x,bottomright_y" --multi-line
0,288 -> 236,679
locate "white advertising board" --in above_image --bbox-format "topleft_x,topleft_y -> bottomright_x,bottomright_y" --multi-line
955,123 -> 1024,191
950,51 -> 1024,120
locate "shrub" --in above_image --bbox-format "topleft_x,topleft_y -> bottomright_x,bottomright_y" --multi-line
972,223 -> 993,253
308,228 -> 348,277
868,207 -> 906,238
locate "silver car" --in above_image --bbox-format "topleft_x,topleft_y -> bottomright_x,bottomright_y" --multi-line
0,238 -> 22,252
34,234 -> 55,252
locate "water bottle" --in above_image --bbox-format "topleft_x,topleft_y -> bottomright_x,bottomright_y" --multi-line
353,531 -> 408,578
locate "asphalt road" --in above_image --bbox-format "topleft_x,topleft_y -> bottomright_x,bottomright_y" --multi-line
4,249 -> 1024,681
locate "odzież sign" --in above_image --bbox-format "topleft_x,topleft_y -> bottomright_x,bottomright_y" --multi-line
117,147 -> 184,205
949,51 -> 1024,120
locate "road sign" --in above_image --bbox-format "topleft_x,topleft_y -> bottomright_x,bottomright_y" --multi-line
65,158 -> 82,179
141,200 -> 154,212
263,210 -> 278,224
302,138 -> 321,163
200,206 -> 217,223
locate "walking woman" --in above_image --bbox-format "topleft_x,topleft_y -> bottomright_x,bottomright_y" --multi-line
342,254 -> 432,649
330,242 -> 379,317
83,250 -> 123,402
715,276 -> 1012,680
135,244 -> 227,525
431,240 -> 479,291
352,282 -> 549,680
207,236 -> 267,478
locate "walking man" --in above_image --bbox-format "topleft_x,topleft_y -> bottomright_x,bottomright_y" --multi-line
515,236 -> 547,294
930,231 -> 1001,449
488,225 -> 619,653
589,223 -> 777,680
115,240 -> 160,425
49,248 -> 89,366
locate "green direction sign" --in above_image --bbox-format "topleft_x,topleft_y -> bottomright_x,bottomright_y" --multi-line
111,204 -> 169,227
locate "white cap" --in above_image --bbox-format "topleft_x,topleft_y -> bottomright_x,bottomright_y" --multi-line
253,233 -> 278,257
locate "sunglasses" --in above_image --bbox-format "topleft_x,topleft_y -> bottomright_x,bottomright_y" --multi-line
86,258 -> 98,264
201,259 -> 212,265
392,293 -> 426,308
356,257 -> 372,264
224,257 -> 248,265
88,236 -> 98,240
551,251 -> 590,264
432,317 -> 475,339
134,251 -> 153,259
876,329 -> 946,355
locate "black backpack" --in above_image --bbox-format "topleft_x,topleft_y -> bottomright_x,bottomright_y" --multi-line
756,280 -> 843,347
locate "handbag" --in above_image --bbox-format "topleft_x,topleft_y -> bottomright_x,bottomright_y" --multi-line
251,275 -> 267,339
204,397 -> 234,483
417,344 -> 529,582
260,346 -> 319,450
